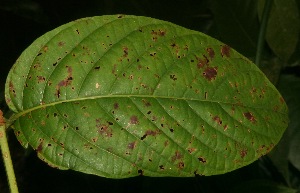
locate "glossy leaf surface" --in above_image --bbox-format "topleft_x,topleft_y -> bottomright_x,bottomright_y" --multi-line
5,15 -> 288,178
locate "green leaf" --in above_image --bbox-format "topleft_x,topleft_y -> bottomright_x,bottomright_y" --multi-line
5,15 -> 288,178
258,0 -> 300,61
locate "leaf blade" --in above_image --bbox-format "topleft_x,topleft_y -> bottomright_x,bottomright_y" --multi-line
5,15 -> 288,178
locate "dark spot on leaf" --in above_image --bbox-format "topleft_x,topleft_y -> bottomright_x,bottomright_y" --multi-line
37,52 -> 42,56
203,67 -> 218,81
53,62 -> 58,66
178,161 -> 185,169
94,66 -> 100,70
130,116 -> 139,124
243,112 -> 256,123
221,45 -> 231,57
206,47 -> 215,59
96,119 -> 113,138
53,113 -> 58,117
194,170 -> 200,177
127,141 -> 136,149
147,111 -> 151,114
138,169 -> 144,176
37,76 -> 46,83
9,81 -> 16,97
76,29 -> 80,35
169,128 -> 174,133
170,74 -> 177,81
172,151 -> 183,162
75,126 -> 79,130
213,116 -> 222,125
198,156 -> 206,163
55,66 -> 73,98
159,165 -> 165,170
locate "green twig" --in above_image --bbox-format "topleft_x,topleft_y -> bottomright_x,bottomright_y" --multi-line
255,0 -> 273,67
0,110 -> 19,193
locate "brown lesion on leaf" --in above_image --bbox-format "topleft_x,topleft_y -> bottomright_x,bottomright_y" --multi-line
9,81 -> 16,97
196,55 -> 209,69
171,151 -> 183,162
206,47 -> 215,59
203,67 -> 218,81
37,76 -> 46,83
58,41 -> 65,47
96,118 -> 113,138
256,143 -> 274,156
130,116 -> 139,125
243,112 -> 256,123
221,44 -> 231,57
55,66 -> 73,98
127,141 -> 137,149
178,161 -> 185,169
223,124 -> 228,131
141,129 -> 160,140
187,147 -> 196,154
36,140 -> 43,152
198,156 -> 207,163
151,29 -> 166,41
240,148 -> 248,158
213,116 -> 222,125
142,99 -> 151,107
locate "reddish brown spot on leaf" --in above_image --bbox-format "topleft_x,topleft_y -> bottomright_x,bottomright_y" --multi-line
196,55 -> 209,69
142,99 -> 151,107
55,66 -> 73,98
240,148 -> 248,158
36,142 -> 43,152
188,147 -> 196,154
9,81 -> 16,97
127,141 -> 137,149
172,151 -> 183,161
213,116 -> 222,125
96,119 -> 113,138
178,161 -> 185,169
58,41 -> 65,47
221,45 -> 231,57
111,104 -> 118,111
243,112 -> 256,123
206,47 -> 215,59
37,76 -> 46,83
203,67 -> 218,81
130,116 -> 139,124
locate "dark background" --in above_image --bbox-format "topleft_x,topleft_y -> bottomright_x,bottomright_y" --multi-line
1,0 -> 300,193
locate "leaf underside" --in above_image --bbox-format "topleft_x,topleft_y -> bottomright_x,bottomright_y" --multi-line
5,15 -> 288,178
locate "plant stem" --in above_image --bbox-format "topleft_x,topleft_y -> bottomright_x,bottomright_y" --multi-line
0,110 -> 19,193
255,0 -> 273,67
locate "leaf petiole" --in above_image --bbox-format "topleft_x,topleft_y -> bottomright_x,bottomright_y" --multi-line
0,110 -> 19,193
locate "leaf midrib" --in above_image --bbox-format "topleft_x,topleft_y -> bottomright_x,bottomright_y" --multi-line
8,94 -> 285,127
